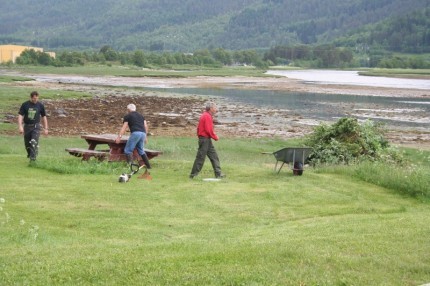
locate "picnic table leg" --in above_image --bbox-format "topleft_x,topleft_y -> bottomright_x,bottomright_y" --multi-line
80,142 -> 97,161
87,142 -> 97,150
108,143 -> 125,161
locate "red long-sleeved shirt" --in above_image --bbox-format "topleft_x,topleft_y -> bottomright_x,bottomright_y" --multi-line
197,111 -> 218,140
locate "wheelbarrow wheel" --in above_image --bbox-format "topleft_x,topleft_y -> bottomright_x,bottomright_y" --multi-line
293,162 -> 304,176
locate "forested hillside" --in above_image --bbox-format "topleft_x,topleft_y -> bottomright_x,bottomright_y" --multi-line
0,0 -> 428,52
336,8 -> 430,53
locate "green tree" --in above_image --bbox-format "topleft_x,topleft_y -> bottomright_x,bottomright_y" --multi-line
173,53 -> 184,65
15,49 -> 55,66
57,51 -> 86,65
15,49 -> 38,65
132,50 -> 146,67
37,52 -> 53,65
99,45 -> 118,61
211,48 -> 232,65
194,49 -> 217,65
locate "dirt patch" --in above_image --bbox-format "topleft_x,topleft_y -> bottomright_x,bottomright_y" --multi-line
43,94 -> 205,137
40,90 -> 313,140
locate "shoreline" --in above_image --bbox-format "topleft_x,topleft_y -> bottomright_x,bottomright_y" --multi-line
20,72 -> 430,98
3,72 -> 430,149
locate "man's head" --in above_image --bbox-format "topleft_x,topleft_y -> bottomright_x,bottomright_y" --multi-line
205,102 -> 217,115
127,103 -> 136,112
30,91 -> 39,103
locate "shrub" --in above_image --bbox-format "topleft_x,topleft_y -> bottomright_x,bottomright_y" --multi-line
305,117 -> 394,165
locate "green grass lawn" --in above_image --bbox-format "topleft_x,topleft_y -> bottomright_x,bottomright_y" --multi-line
1,135 -> 429,285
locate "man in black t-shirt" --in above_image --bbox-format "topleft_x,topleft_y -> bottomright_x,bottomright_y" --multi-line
18,91 -> 49,161
115,103 -> 151,169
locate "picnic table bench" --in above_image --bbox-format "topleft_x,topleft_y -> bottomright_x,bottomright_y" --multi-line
65,134 -> 162,163
65,148 -> 110,161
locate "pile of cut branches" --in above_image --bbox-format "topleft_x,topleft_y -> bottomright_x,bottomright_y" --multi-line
305,117 -> 398,165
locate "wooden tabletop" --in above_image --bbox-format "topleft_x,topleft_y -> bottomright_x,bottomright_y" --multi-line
81,133 -> 128,144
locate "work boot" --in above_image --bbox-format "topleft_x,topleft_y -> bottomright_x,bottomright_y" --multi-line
126,154 -> 133,165
140,154 -> 152,169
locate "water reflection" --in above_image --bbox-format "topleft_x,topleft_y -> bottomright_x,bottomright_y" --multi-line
151,87 -> 430,128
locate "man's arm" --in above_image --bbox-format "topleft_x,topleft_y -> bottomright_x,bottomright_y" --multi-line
115,122 -> 129,143
18,115 -> 24,134
144,120 -> 149,143
42,116 -> 48,135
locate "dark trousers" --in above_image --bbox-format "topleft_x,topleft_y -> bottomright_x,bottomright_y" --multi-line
191,137 -> 221,177
24,124 -> 40,159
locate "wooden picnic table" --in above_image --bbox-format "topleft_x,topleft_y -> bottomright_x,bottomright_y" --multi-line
66,133 -> 162,162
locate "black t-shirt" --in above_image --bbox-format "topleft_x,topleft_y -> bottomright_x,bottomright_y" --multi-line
123,111 -> 146,133
18,101 -> 46,124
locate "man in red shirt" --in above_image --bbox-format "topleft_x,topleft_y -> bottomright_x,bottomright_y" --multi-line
190,102 -> 225,179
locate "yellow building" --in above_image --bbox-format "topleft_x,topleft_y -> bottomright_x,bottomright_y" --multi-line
0,44 -> 55,63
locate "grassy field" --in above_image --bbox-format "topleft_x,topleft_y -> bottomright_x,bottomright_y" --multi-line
0,84 -> 92,109
1,69 -> 430,285
1,135 -> 429,285
1,64 -> 272,78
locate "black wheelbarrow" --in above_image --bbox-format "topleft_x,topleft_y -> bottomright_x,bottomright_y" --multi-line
267,147 -> 312,175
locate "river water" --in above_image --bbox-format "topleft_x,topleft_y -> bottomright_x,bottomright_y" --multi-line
153,87 -> 430,128
266,69 -> 430,90
150,70 -> 430,128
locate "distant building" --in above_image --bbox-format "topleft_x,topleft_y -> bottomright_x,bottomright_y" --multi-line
0,44 -> 56,63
